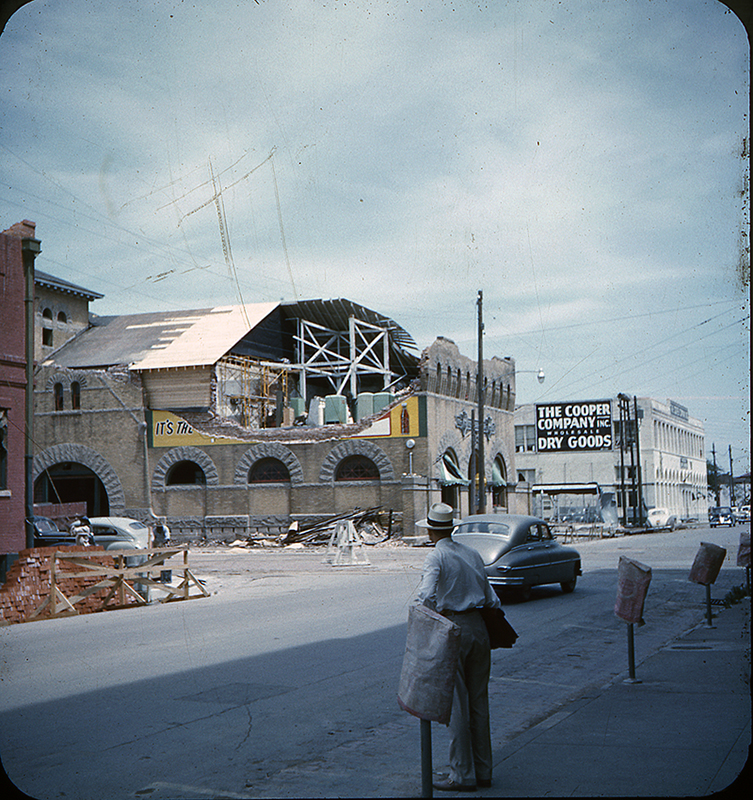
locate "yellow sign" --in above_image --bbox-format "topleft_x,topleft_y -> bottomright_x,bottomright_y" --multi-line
149,410 -> 246,448
357,395 -> 422,438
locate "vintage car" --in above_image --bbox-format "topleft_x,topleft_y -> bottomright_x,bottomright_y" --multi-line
709,507 -> 735,527
452,513 -> 581,600
645,508 -> 677,530
32,515 -> 151,551
29,515 -> 67,545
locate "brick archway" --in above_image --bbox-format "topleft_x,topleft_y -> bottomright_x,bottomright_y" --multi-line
33,443 -> 125,514
152,447 -> 219,490
319,440 -> 394,484
234,443 -> 304,485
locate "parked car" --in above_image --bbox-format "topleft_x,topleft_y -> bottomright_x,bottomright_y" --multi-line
32,515 -> 152,551
452,513 -> 581,600
645,508 -> 677,530
29,516 -> 67,546
737,505 -> 751,523
709,507 -> 735,527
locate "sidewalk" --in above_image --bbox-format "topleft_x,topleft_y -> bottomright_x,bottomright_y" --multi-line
475,599 -> 751,797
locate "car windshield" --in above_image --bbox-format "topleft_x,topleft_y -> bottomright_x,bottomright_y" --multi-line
35,518 -> 58,532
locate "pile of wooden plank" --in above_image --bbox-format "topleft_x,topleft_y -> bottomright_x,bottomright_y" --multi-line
282,507 -> 399,546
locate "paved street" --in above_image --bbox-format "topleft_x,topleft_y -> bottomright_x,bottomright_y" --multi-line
0,524 -> 748,799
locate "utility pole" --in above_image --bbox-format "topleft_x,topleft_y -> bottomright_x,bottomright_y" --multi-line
728,446 -> 736,508
633,397 -> 645,526
627,399 -> 637,526
470,409 -> 477,516
711,443 -> 720,505
618,395 -> 628,526
476,290 -> 486,513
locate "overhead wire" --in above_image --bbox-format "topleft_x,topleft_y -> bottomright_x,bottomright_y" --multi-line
548,314 -> 749,399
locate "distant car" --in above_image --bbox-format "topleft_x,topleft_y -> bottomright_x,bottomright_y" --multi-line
645,508 -> 677,530
738,506 -> 751,523
452,513 -> 581,600
709,507 -> 735,527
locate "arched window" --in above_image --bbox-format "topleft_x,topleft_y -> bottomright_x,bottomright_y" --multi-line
248,457 -> 290,483
57,311 -> 67,323
335,454 -> 379,481
166,460 -> 206,485
42,308 -> 53,320
54,383 -> 64,411
70,381 -> 81,410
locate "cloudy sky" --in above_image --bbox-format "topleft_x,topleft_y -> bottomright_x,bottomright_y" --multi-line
1,0 -> 749,468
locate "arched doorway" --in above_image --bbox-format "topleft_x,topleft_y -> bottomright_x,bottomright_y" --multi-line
34,462 -> 110,516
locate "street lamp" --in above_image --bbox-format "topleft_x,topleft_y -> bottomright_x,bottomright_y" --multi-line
517,368 -> 546,384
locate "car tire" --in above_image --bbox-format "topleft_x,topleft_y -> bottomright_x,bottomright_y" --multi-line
561,576 -> 577,593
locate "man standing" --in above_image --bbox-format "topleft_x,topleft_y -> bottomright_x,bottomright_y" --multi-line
415,503 -> 501,792
153,519 -> 172,583
71,517 -> 93,547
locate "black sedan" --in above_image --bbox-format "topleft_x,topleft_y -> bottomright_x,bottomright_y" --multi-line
453,513 -> 581,600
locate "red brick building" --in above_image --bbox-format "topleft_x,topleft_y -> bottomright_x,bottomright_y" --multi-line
0,220 -> 37,577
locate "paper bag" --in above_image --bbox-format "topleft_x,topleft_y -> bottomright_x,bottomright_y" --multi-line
397,604 -> 461,725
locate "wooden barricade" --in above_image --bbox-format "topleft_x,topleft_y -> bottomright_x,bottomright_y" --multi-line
28,547 -> 210,621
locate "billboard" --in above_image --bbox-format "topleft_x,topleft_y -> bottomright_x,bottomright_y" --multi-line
535,400 -> 613,452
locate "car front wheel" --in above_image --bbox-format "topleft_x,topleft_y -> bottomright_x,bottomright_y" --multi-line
560,575 -> 577,593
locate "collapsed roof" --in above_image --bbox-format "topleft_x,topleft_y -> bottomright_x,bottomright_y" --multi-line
45,297 -> 419,388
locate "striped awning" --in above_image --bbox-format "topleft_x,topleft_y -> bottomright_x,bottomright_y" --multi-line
438,454 -> 470,486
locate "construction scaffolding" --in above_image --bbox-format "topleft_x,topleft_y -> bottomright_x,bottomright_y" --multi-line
217,355 -> 292,428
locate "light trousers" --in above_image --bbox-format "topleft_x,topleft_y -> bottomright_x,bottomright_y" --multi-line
447,611 -> 493,785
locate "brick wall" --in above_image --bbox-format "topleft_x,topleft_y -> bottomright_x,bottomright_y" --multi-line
0,221 -> 33,556
0,545 -> 136,625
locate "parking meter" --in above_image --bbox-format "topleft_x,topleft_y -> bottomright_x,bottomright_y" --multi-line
737,530 -> 750,568
689,542 -> 727,585
689,542 -> 727,626
615,556 -> 652,626
615,556 -> 652,683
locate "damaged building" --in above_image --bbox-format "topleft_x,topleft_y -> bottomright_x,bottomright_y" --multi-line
26,249 -> 522,542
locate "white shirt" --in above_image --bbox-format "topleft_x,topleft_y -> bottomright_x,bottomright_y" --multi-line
416,537 -> 501,613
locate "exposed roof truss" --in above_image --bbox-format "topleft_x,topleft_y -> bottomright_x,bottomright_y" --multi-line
296,315 -> 402,397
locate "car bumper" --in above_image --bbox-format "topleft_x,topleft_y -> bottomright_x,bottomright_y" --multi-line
488,575 -> 526,586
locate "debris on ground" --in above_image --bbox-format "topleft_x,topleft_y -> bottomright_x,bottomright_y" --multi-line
281,507 -> 398,546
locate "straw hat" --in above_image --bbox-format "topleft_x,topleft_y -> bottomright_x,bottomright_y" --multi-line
416,502 -> 458,530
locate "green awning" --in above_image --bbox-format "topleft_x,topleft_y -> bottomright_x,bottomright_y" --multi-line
438,454 -> 470,486
491,461 -> 505,487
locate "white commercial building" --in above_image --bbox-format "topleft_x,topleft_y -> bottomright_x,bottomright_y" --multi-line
514,397 -> 707,524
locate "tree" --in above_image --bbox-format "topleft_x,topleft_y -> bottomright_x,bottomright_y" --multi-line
706,459 -> 726,506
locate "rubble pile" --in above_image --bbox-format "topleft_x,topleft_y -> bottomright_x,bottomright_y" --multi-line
281,507 -> 398,546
